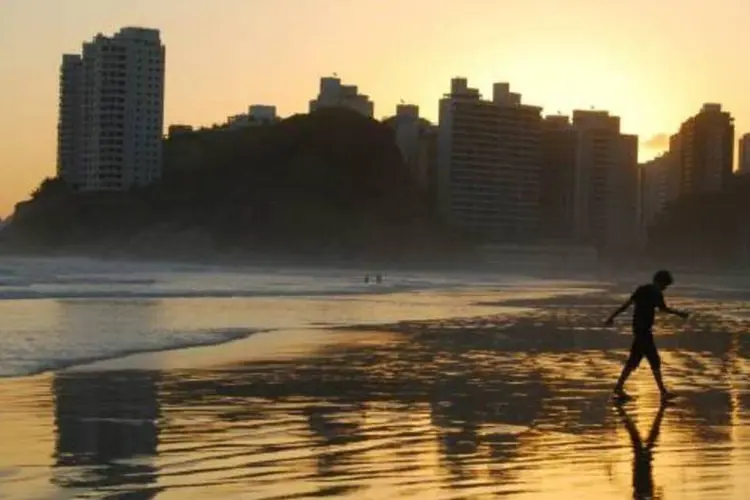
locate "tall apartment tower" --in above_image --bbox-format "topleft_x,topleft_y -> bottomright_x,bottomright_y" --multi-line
437,78 -> 542,241
739,133 -> 750,176
57,54 -> 84,189
572,110 -> 639,252
539,115 -> 578,239
674,103 -> 734,195
639,152 -> 680,230
385,104 -> 437,193
56,27 -> 165,191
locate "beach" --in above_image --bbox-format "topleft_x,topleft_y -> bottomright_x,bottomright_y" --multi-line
1,259 -> 750,499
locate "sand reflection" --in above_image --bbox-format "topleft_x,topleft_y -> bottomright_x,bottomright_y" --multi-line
52,371 -> 162,498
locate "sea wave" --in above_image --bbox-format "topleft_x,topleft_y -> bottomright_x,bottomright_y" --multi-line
0,283 -> 464,301
0,327 -> 259,378
0,256 -> 600,379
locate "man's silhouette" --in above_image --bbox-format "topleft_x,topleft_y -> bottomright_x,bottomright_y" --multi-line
605,270 -> 689,401
615,403 -> 668,500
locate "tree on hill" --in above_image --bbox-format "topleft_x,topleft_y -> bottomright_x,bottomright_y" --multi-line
2,108 -> 449,259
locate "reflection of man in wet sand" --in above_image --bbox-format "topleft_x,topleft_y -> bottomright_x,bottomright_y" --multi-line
615,403 -> 668,500
604,270 -> 690,401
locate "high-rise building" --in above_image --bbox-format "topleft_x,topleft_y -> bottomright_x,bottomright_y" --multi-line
639,152 -> 680,230
739,133 -> 750,176
539,115 -> 578,239
436,78 -> 542,241
57,54 -> 84,189
674,103 -> 734,195
56,27 -> 165,191
391,105 -> 422,171
309,77 -> 374,117
384,104 -> 437,192
572,110 -> 639,251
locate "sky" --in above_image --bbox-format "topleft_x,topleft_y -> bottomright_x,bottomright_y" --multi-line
2,0 -> 750,217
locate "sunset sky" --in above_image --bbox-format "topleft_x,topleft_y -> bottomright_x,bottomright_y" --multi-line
2,0 -> 749,217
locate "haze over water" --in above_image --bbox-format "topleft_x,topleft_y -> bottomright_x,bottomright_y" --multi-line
1,257 -> 750,498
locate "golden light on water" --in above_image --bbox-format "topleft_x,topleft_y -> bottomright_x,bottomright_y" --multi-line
2,284 -> 750,497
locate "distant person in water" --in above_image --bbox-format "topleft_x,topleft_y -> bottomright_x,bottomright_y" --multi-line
604,270 -> 690,401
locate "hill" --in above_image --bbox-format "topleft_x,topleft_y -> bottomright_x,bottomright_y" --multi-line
0,109 -> 459,264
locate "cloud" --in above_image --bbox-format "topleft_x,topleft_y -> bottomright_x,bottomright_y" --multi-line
642,133 -> 670,151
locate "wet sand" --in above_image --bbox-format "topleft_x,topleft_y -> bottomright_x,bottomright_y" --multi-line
3,288 -> 750,499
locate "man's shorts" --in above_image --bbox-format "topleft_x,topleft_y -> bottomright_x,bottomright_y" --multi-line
625,332 -> 661,369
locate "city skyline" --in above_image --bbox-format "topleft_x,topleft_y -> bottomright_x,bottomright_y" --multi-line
3,0 -> 750,216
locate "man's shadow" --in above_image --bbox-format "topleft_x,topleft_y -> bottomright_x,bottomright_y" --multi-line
615,402 -> 669,499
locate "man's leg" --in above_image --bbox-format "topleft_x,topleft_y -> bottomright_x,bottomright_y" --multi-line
615,340 -> 642,395
642,337 -> 671,396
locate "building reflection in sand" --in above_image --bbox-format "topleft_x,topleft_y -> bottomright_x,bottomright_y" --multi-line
52,371 -> 162,499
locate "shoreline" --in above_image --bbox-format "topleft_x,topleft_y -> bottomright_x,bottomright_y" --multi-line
61,327 -> 403,374
0,272 -> 726,382
0,324 -> 411,381
0,273 -> 734,382
54,303 -> 534,376
0,261 -> 609,381
0,293 -> 543,380
0,328 -> 265,380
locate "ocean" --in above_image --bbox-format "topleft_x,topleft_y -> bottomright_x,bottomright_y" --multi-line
0,256 -> 595,378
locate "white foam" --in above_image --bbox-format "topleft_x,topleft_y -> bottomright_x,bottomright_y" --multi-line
0,327 -> 254,377
0,256 -> 598,377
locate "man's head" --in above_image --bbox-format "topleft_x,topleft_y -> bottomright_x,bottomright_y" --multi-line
653,270 -> 674,290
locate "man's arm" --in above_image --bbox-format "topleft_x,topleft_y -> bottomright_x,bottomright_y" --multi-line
604,295 -> 633,325
656,294 -> 690,319
659,302 -> 690,319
